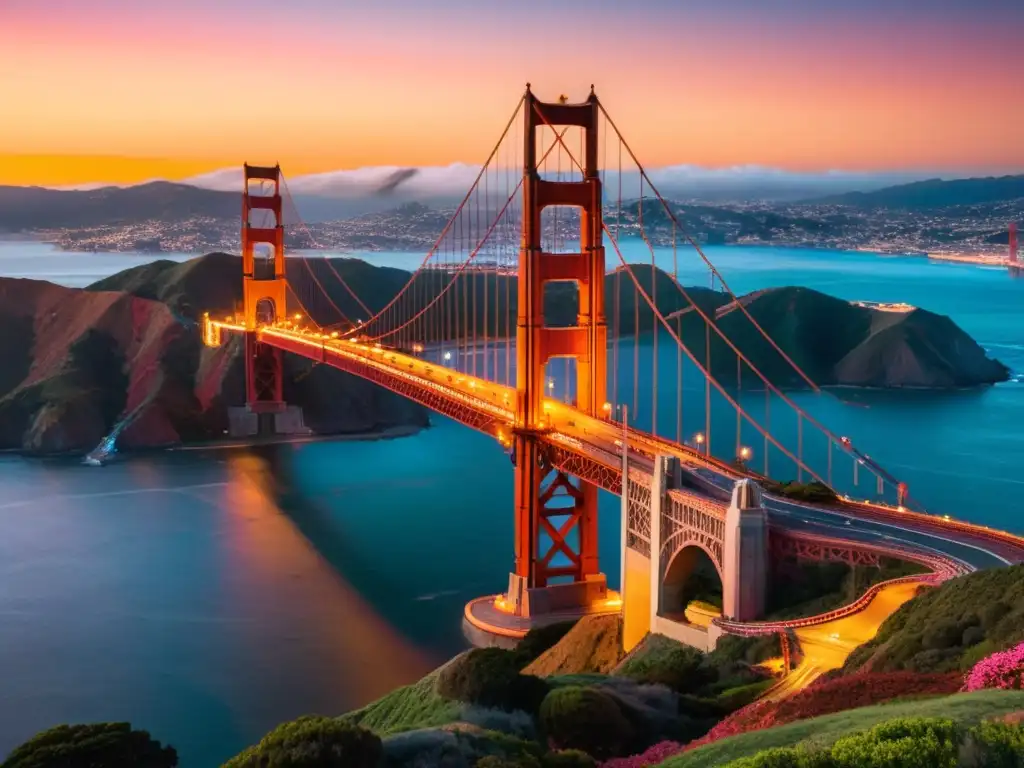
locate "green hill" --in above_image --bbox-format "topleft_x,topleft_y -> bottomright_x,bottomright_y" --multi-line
93,254 -> 1010,390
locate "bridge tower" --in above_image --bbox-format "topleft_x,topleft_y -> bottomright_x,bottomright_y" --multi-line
505,86 -> 610,617
1011,222 -> 1018,265
242,163 -> 288,416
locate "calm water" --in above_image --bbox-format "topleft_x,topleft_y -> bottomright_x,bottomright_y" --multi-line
1,239 -> 1023,765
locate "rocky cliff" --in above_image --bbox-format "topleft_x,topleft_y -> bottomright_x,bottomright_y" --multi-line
0,275 -> 428,454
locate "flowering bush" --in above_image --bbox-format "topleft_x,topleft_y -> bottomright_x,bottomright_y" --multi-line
964,642 -> 1024,692
598,740 -> 685,768
684,672 -> 962,750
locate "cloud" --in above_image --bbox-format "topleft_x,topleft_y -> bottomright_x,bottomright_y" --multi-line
46,163 -> 973,201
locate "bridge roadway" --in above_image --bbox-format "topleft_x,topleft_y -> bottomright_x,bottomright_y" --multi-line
213,322 -> 1024,574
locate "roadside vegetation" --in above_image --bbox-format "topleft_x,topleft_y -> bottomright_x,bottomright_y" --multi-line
10,565 -> 1024,767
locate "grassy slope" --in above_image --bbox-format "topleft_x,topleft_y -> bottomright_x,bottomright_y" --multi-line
842,563 -> 1024,674
339,669 -> 460,736
661,690 -> 1024,767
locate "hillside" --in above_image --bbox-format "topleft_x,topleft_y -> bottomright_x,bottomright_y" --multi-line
0,182 -> 240,231
95,253 -> 1010,390
815,174 -> 1024,209
840,563 -> 1024,675
0,276 -> 428,454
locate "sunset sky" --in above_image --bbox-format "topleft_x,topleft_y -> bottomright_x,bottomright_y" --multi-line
2,0 -> 1022,187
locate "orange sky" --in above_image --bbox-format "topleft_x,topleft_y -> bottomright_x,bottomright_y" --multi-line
1,0 -> 1022,187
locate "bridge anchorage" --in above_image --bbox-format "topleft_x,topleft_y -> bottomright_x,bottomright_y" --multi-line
201,84 -> 1024,654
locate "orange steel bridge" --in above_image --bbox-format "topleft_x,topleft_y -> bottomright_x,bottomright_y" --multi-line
203,86 -> 1024,639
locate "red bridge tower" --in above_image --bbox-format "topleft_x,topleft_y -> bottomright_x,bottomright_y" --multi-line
242,163 -> 288,415
506,86 -> 610,617
1010,222 -> 1018,265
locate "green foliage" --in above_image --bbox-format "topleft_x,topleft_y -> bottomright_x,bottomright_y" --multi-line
438,648 -> 550,714
341,669 -> 460,735
959,720 -> 1024,768
843,564 -> 1024,674
711,717 -> 1024,768
763,559 -> 924,623
828,717 -> 961,767
514,622 -> 578,668
763,481 -> 837,505
540,749 -> 597,768
616,636 -> 712,694
1,723 -> 177,768
712,634 -> 783,666
476,755 -> 541,768
663,690 -> 1024,767
221,716 -> 380,768
538,686 -> 635,759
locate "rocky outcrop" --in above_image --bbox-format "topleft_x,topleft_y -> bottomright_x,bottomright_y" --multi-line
706,286 -> 1010,389
0,277 -> 429,454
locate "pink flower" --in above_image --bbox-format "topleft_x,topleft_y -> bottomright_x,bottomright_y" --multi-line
600,741 -> 685,767
964,642 -> 1024,692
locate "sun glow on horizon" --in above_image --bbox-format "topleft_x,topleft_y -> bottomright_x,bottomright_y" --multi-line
1,0 -> 1021,187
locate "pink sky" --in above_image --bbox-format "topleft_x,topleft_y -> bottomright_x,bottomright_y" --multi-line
1,0 -> 1021,186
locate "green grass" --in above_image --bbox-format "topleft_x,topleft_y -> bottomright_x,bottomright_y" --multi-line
339,670 -> 461,736
659,689 -> 1024,767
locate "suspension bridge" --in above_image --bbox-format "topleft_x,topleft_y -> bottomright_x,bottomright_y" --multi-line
202,86 -> 1024,655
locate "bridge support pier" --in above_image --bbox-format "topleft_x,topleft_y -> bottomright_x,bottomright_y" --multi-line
620,457 -> 769,653
722,479 -> 768,622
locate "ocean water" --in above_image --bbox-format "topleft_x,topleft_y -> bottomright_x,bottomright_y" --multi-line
0,239 -> 1022,765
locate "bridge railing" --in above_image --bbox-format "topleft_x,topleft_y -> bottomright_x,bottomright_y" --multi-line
711,533 -> 970,636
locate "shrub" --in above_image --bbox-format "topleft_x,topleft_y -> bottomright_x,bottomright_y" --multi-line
477,757 -> 541,768
962,625 -> 987,648
541,749 -> 597,768
842,563 -> 1024,674
539,686 -> 634,759
964,641 -> 1024,692
0,723 -> 177,768
685,672 -> 962,749
960,719 -> 1024,767
829,717 -> 961,767
515,622 -> 578,667
222,716 -> 380,768
708,716 -> 1024,768
439,648 -> 550,714
616,642 -> 711,694
600,740 -> 686,767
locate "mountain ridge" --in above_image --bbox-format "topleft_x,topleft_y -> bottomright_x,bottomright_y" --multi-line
811,174 -> 1024,209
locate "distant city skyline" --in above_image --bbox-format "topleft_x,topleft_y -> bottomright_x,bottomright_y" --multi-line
2,0 -> 1022,187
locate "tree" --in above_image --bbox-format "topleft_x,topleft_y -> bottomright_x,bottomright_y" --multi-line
1,723 -> 177,768
222,716 -> 381,768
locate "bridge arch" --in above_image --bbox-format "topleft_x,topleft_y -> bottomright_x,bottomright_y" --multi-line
660,539 -> 724,618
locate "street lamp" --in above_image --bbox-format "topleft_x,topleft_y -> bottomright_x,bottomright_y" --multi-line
694,432 -> 706,454
738,445 -> 752,463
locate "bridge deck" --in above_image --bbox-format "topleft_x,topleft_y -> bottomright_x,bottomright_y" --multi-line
210,321 -> 1024,577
